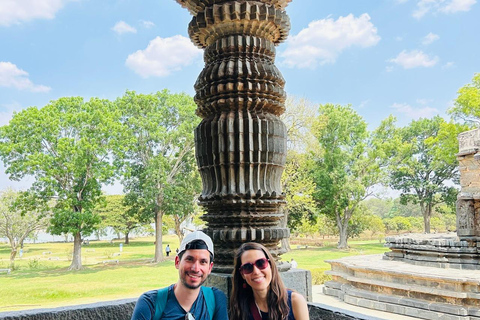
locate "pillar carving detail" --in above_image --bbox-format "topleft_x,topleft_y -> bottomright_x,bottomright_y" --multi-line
177,0 -> 292,272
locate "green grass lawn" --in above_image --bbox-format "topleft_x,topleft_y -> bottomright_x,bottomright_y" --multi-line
0,236 -> 388,312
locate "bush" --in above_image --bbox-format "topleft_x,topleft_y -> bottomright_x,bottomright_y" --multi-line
28,258 -> 40,269
311,268 -> 332,285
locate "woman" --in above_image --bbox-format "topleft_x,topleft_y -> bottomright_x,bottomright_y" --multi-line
230,242 -> 309,320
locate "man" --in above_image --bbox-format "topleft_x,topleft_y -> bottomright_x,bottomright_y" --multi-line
290,258 -> 298,269
131,231 -> 228,320
165,244 -> 171,257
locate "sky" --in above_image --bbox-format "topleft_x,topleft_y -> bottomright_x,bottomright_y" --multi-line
0,0 -> 479,193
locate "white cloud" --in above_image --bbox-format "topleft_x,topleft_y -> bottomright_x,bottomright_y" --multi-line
413,0 -> 476,19
0,0 -> 70,27
126,35 -> 202,78
389,50 -> 439,69
390,102 -> 439,119
422,32 -> 440,45
443,61 -> 455,68
0,62 -> 51,92
281,13 -> 380,69
112,21 -> 137,35
141,20 -> 155,28
440,0 -> 477,13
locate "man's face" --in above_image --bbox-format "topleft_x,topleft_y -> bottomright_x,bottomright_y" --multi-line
175,249 -> 213,289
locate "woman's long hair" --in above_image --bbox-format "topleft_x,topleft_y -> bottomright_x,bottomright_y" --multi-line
229,242 -> 289,320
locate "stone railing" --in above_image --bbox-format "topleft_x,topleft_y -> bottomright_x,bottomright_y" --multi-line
0,300 -> 370,320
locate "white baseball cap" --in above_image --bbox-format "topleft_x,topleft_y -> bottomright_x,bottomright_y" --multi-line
179,231 -> 214,257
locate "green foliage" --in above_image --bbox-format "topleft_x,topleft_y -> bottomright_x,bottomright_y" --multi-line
0,188 -> 50,268
93,195 -> 148,243
310,104 -> 386,248
386,116 -> 468,233
311,268 -> 332,285
384,216 -> 412,233
282,151 -> 318,231
115,90 -> 200,262
448,73 -> 480,126
0,97 -> 124,269
362,198 -> 394,219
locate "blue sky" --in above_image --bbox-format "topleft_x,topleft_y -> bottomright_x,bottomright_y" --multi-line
0,0 -> 479,192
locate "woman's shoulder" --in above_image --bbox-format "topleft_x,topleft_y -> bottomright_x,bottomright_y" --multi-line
289,291 -> 309,320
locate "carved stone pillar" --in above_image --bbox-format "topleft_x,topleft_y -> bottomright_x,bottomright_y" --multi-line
456,129 -> 480,239
176,0 -> 292,273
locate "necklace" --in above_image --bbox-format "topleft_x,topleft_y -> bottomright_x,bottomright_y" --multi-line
254,301 -> 265,315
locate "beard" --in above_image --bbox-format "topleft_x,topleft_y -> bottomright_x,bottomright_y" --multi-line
181,271 -> 207,289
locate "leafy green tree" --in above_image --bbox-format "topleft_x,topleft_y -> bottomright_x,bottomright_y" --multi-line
310,104 -> 386,248
0,188 -> 50,268
93,195 -> 147,244
282,151 -> 317,233
0,97 -> 123,270
387,117 -> 467,233
115,90 -> 199,263
448,73 -> 480,125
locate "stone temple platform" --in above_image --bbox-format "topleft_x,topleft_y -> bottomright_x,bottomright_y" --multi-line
323,253 -> 480,320
384,233 -> 480,270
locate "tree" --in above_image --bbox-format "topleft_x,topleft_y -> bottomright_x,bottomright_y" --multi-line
0,97 -> 123,270
115,90 -> 199,263
448,73 -> 480,126
281,97 -> 319,250
387,117 -> 467,233
93,195 -> 146,244
310,104 -> 386,249
0,188 -> 50,269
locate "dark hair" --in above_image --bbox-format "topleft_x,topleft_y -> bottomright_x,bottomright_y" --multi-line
229,242 -> 289,320
178,240 -> 213,263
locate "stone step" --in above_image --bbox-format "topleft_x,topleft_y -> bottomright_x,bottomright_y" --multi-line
324,254 -> 480,320
326,254 -> 480,296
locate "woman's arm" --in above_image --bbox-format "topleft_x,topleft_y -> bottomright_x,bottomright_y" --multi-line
291,292 -> 310,320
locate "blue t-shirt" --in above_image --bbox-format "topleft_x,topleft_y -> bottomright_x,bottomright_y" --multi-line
131,284 -> 228,320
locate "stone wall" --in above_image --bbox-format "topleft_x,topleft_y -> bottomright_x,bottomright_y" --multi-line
0,300 -> 370,320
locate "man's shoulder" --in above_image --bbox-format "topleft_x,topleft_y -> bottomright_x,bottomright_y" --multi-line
204,286 -> 226,298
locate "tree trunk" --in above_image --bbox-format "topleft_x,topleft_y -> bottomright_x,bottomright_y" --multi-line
154,210 -> 164,263
125,231 -> 130,245
421,204 -> 432,233
337,225 -> 349,249
9,249 -> 17,269
174,216 -> 183,243
423,210 -> 431,233
68,232 -> 83,270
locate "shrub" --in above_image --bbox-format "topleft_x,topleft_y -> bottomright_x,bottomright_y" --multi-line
311,268 -> 332,285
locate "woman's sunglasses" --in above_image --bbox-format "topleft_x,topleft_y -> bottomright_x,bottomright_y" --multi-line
239,258 -> 270,274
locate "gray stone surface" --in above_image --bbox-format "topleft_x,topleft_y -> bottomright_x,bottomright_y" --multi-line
0,299 -> 136,320
323,254 -> 480,320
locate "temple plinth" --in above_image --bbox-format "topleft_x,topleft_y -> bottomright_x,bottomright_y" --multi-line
176,0 -> 292,273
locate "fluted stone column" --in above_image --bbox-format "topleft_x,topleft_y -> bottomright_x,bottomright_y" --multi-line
176,0 -> 292,273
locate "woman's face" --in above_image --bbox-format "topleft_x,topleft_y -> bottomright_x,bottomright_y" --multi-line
240,249 -> 272,294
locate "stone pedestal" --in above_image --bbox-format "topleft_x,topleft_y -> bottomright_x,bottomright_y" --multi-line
206,268 -> 313,302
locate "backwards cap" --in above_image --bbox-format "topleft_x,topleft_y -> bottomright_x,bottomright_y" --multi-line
178,231 -> 214,257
